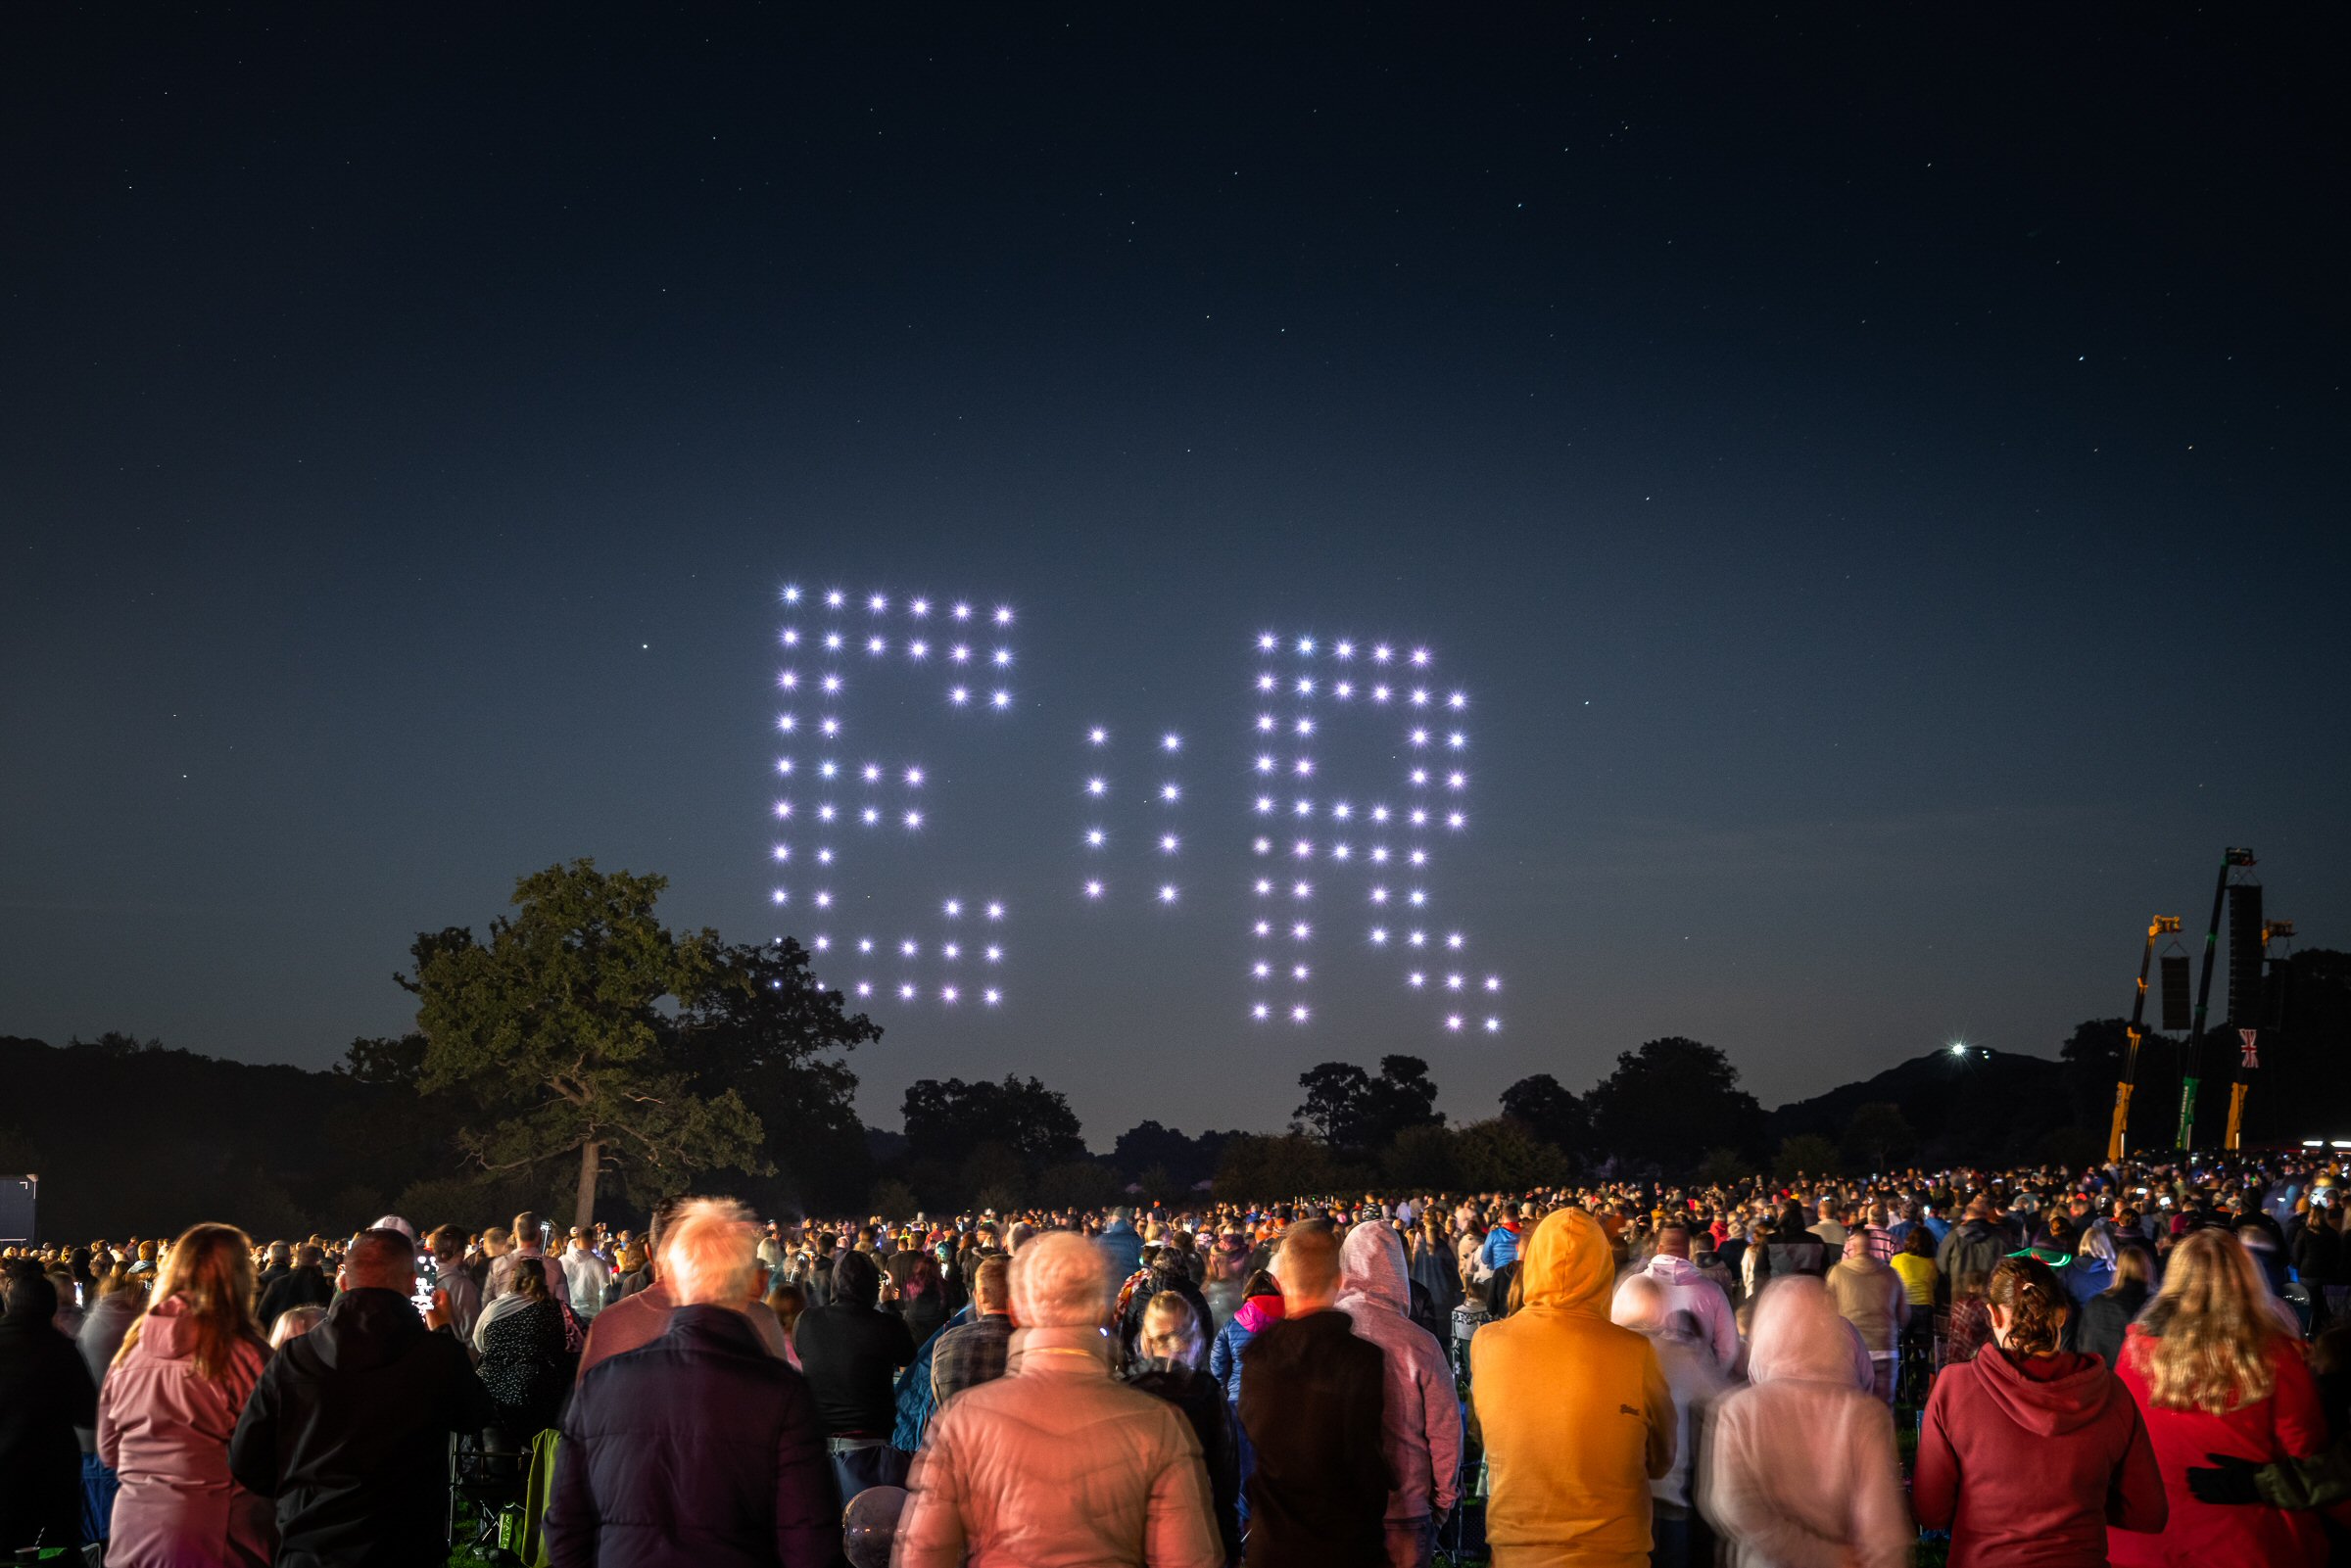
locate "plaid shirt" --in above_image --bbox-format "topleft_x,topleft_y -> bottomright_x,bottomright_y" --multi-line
929,1312 -> 1015,1404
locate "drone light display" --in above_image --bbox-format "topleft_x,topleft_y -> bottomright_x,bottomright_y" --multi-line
768,589 -> 1501,1037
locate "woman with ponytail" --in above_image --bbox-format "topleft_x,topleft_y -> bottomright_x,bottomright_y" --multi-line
1913,1255 -> 2165,1565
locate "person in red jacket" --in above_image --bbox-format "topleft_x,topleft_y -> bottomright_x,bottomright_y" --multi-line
1913,1256 -> 2165,1564
2109,1227 -> 2328,1568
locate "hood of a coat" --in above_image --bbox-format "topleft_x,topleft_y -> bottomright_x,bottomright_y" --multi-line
1646,1254 -> 1702,1287
132,1292 -> 201,1358
1970,1348 -> 2118,1437
1336,1220 -> 1412,1316
1746,1277 -> 1866,1389
308,1286 -> 427,1372
1518,1209 -> 1612,1317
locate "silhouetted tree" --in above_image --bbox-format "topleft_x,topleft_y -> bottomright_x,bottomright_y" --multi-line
1587,1037 -> 1763,1176
1499,1072 -> 1589,1156
901,1074 -> 1085,1171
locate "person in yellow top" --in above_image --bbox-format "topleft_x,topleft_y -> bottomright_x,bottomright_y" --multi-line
1470,1208 -> 1674,1567
1890,1226 -> 1940,1308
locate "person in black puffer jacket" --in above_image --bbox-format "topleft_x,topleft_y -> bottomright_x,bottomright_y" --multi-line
1126,1292 -> 1243,1567
545,1199 -> 837,1568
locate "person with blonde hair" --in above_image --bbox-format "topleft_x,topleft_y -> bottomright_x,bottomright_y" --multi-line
100,1222 -> 277,1566
1914,1255 -> 2164,1564
897,1230 -> 1221,1568
1126,1292 -> 1242,1565
547,1197 -> 838,1567
2109,1227 -> 2327,1568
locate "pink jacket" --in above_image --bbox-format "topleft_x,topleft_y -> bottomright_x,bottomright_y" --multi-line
97,1296 -> 276,1568
1644,1254 -> 1742,1372
896,1324 -> 1221,1568
1336,1221 -> 1464,1522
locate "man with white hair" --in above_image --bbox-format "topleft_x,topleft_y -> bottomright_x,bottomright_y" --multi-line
896,1230 -> 1222,1568
546,1198 -> 837,1567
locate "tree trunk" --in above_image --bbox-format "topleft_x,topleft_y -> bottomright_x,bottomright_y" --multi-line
573,1139 -> 600,1234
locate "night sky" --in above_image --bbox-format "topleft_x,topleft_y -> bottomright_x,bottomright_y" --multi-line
5,9 -> 2345,1143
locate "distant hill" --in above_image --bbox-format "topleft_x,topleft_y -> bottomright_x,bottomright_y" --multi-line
1765,1046 -> 2086,1169
0,1035 -> 424,1240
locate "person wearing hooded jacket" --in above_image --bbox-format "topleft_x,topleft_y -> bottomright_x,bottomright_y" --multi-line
1336,1221 -> 1463,1567
1470,1208 -> 1673,1568
1639,1224 -> 1740,1372
1937,1198 -> 2011,1306
227,1228 -> 495,1568
1912,1256 -> 2164,1566
1699,1276 -> 1910,1568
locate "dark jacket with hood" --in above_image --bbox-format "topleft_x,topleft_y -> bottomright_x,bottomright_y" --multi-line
1237,1307 -> 1391,1567
1127,1359 -> 1243,1567
1912,1346 -> 2165,1564
228,1286 -> 496,1568
790,1250 -> 915,1437
546,1305 -> 838,1568
0,1279 -> 97,1554
1936,1216 -> 2012,1304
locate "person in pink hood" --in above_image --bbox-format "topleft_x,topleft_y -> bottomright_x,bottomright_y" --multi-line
1699,1276 -> 1909,1568
1639,1224 -> 1739,1372
98,1222 -> 276,1568
1336,1221 -> 1463,1567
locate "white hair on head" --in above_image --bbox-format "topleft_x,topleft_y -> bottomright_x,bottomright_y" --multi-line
660,1198 -> 758,1307
1009,1230 -> 1109,1328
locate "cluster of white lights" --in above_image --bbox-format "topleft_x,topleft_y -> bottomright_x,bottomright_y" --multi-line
772,586 -> 1021,1012
1078,725 -> 1187,908
1244,631 -> 1500,1038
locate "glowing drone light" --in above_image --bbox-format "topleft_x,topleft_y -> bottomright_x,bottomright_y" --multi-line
813,890 -> 833,909
1293,799 -> 1313,818
1295,718 -> 1315,736
1445,973 -> 1463,990
992,648 -> 1013,668
943,898 -> 962,918
772,845 -> 791,862
1410,808 -> 1429,826
1161,784 -> 1180,802
778,713 -> 798,735
1252,1002 -> 1271,1021
771,888 -> 788,905
777,758 -> 794,777
778,670 -> 800,690
1410,848 -> 1428,866
1372,685 -> 1392,702
908,597 -> 931,618
1253,837 -> 1271,855
1410,689 -> 1430,707
1484,1017 -> 1501,1033
1334,682 -> 1354,699
1409,889 -> 1427,907
1089,726 -> 1108,744
1445,1014 -> 1463,1031
1446,932 -> 1464,950
1411,769 -> 1428,785
866,636 -> 887,655
1447,812 -> 1465,830
985,902 -> 1004,921
940,985 -> 959,1003
1255,755 -> 1275,775
1485,975 -> 1502,992
783,585 -> 802,605
949,687 -> 969,705
1085,879 -> 1104,898
907,641 -> 929,660
857,938 -> 874,954
901,939 -> 919,957
951,602 -> 972,621
1290,922 -> 1311,940
816,803 -> 836,823
1291,963 -> 1310,980
1159,833 -> 1179,853
1291,1005 -> 1310,1023
775,800 -> 794,820
1370,846 -> 1389,864
1334,641 -> 1355,659
1256,714 -> 1276,734
1448,733 -> 1466,749
993,606 -> 1015,626
1370,927 -> 1389,944
1086,777 -> 1107,796
984,946 -> 1001,963
1407,971 -> 1425,987
1291,880 -> 1312,899
1257,673 -> 1277,692
862,763 -> 881,783
820,717 -> 840,736
1254,797 -> 1273,814
1294,758 -> 1315,777
1295,678 -> 1315,696
1258,633 -> 1278,652
1084,828 -> 1105,847
1447,772 -> 1466,789
903,809 -> 923,829
1255,879 -> 1272,896
1372,644 -> 1393,663
1297,637 -> 1315,655
984,988 -> 1001,1006
1159,884 -> 1178,904
826,590 -> 845,609
781,628 -> 800,646
1408,929 -> 1426,946
1410,729 -> 1429,747
898,982 -> 917,1000
1370,886 -> 1389,904
1411,648 -> 1431,667
824,632 -> 843,651
990,690 -> 1011,709
905,766 -> 925,786
855,980 -> 872,997
816,849 -> 833,865
1331,843 -> 1351,861
950,644 -> 971,663
1370,805 -> 1390,824
1448,691 -> 1467,710
1253,920 -> 1271,936
1292,839 -> 1314,859
1251,961 -> 1271,978
818,760 -> 838,780
861,807 -> 880,826
868,594 -> 888,613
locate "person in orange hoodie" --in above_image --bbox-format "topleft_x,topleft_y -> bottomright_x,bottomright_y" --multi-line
1470,1209 -> 1673,1567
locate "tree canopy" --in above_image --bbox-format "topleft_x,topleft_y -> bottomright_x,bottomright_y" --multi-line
1586,1036 -> 1765,1176
1292,1055 -> 1444,1152
405,860 -> 767,1230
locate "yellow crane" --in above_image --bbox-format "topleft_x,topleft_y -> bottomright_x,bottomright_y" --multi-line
2109,916 -> 2181,1163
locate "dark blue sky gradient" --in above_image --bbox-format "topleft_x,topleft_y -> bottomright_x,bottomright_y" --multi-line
3,9 -> 2344,1142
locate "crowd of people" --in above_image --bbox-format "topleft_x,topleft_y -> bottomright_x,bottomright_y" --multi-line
2,1149 -> 2348,1567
